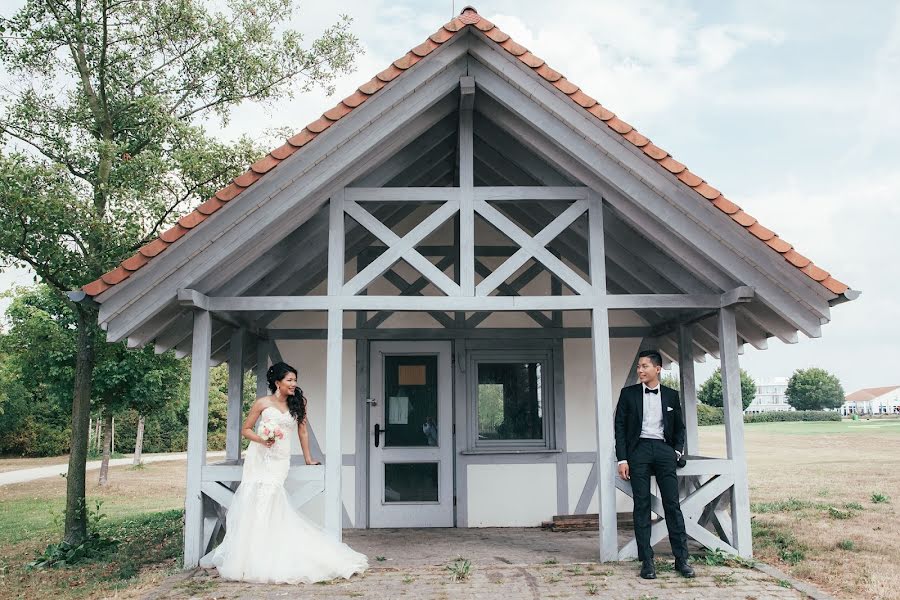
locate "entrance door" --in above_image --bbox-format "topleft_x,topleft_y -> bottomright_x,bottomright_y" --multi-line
369,341 -> 453,527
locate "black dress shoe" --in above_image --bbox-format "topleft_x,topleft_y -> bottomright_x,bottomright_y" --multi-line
640,560 -> 657,579
675,559 -> 695,578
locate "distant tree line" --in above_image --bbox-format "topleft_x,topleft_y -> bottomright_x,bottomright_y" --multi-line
0,285 -> 255,459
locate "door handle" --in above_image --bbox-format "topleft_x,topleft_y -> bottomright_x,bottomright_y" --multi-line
374,423 -> 382,447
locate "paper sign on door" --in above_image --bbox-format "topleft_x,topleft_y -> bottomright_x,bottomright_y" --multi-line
388,396 -> 409,424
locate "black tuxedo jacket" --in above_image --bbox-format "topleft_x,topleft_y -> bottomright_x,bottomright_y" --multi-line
614,383 -> 686,463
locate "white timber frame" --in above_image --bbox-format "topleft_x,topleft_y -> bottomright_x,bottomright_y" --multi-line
87,27 -> 857,566
176,75 -> 761,563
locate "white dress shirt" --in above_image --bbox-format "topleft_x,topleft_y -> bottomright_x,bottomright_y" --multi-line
639,384 -> 665,441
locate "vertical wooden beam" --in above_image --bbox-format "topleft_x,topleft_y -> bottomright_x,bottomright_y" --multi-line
718,307 -> 752,557
325,191 -> 346,540
226,328 -> 245,461
587,193 -> 617,561
677,324 -> 699,455
354,338 -> 369,528
459,76 -> 475,296
256,338 -> 270,398
183,309 -> 211,568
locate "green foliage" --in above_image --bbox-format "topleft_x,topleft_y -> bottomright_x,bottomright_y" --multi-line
0,285 -> 189,456
701,547 -> 727,566
785,368 -> 845,411
698,408 -> 840,428
27,501 -> 117,569
660,373 -> 680,391
871,492 -> 890,504
752,521 -> 806,565
837,539 -> 856,551
446,556 -> 471,582
826,506 -> 854,520
751,498 -> 813,513
744,410 -> 840,423
698,368 -> 756,410
697,403 -> 724,425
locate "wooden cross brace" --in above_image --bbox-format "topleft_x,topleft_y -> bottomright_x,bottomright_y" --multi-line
474,198 -> 592,296
616,472 -> 738,559
342,199 -> 461,297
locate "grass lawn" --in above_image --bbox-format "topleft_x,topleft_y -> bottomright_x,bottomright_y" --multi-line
0,461 -> 186,599
699,417 -> 900,600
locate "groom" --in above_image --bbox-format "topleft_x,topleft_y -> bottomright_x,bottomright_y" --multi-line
614,350 -> 694,579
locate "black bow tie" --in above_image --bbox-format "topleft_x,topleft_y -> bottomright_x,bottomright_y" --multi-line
645,387 -> 659,395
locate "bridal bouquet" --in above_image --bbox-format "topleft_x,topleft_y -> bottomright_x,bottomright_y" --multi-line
258,419 -> 285,445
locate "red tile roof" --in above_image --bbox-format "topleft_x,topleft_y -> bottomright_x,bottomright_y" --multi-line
845,386 -> 900,402
82,6 -> 851,299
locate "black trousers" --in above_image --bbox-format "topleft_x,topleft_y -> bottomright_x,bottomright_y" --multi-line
629,438 -> 688,562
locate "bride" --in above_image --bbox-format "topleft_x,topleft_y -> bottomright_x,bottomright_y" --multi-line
201,361 -> 368,583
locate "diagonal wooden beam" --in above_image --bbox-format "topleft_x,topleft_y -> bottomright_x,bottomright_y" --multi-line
473,259 -> 553,328
466,260 -> 545,327
474,198 -> 591,296
343,199 -> 461,296
366,255 -> 457,329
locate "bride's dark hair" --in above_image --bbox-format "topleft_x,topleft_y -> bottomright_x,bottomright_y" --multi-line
266,362 -> 307,424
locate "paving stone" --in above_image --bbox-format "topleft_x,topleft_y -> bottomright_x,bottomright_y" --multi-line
148,529 -> 810,600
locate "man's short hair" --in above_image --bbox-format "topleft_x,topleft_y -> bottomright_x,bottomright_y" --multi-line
638,350 -> 663,368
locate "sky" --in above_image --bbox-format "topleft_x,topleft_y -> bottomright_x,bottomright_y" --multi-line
1,0 -> 897,394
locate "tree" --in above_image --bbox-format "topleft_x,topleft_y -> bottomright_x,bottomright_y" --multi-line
660,373 -> 680,391
0,285 -> 187,465
698,368 -> 756,411
785,368 -> 844,411
0,0 -> 362,544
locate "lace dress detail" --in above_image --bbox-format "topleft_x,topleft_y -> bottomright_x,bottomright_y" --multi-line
200,407 -> 368,583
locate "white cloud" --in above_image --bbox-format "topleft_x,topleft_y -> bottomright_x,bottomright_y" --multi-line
487,4 -> 784,119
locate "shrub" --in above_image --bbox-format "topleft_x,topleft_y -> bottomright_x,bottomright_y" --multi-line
697,404 -> 724,426
744,411 -> 840,423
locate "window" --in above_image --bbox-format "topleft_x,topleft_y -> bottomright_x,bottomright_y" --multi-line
477,362 -> 543,441
467,347 -> 555,451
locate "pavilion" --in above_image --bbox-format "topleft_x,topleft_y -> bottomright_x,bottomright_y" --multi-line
77,7 -> 856,568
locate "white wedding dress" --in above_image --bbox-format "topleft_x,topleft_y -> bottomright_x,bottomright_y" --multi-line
201,407 -> 368,583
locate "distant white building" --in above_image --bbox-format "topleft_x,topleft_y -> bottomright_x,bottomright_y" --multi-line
841,386 -> 900,416
746,377 -> 793,413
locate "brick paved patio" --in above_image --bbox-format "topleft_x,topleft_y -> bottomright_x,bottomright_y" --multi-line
147,528 -> 813,600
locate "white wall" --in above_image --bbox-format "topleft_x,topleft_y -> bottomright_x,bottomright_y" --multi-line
467,463 -> 557,526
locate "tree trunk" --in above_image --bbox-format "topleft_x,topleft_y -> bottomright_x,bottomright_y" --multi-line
98,411 -> 113,486
133,415 -> 145,466
63,309 -> 96,546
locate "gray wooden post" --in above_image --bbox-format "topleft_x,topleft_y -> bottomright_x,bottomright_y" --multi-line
459,76 -> 475,296
226,328 -> 245,461
184,308 -> 211,567
256,338 -> 271,398
325,190 -> 345,540
587,193 -> 617,561
718,307 -> 753,557
677,324 -> 699,454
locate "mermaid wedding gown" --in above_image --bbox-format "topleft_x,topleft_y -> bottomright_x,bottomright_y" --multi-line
201,406 -> 368,583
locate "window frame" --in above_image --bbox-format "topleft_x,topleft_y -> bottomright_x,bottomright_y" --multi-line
466,347 -> 556,451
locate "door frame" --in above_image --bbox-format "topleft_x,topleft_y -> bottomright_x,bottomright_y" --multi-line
365,340 -> 454,528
